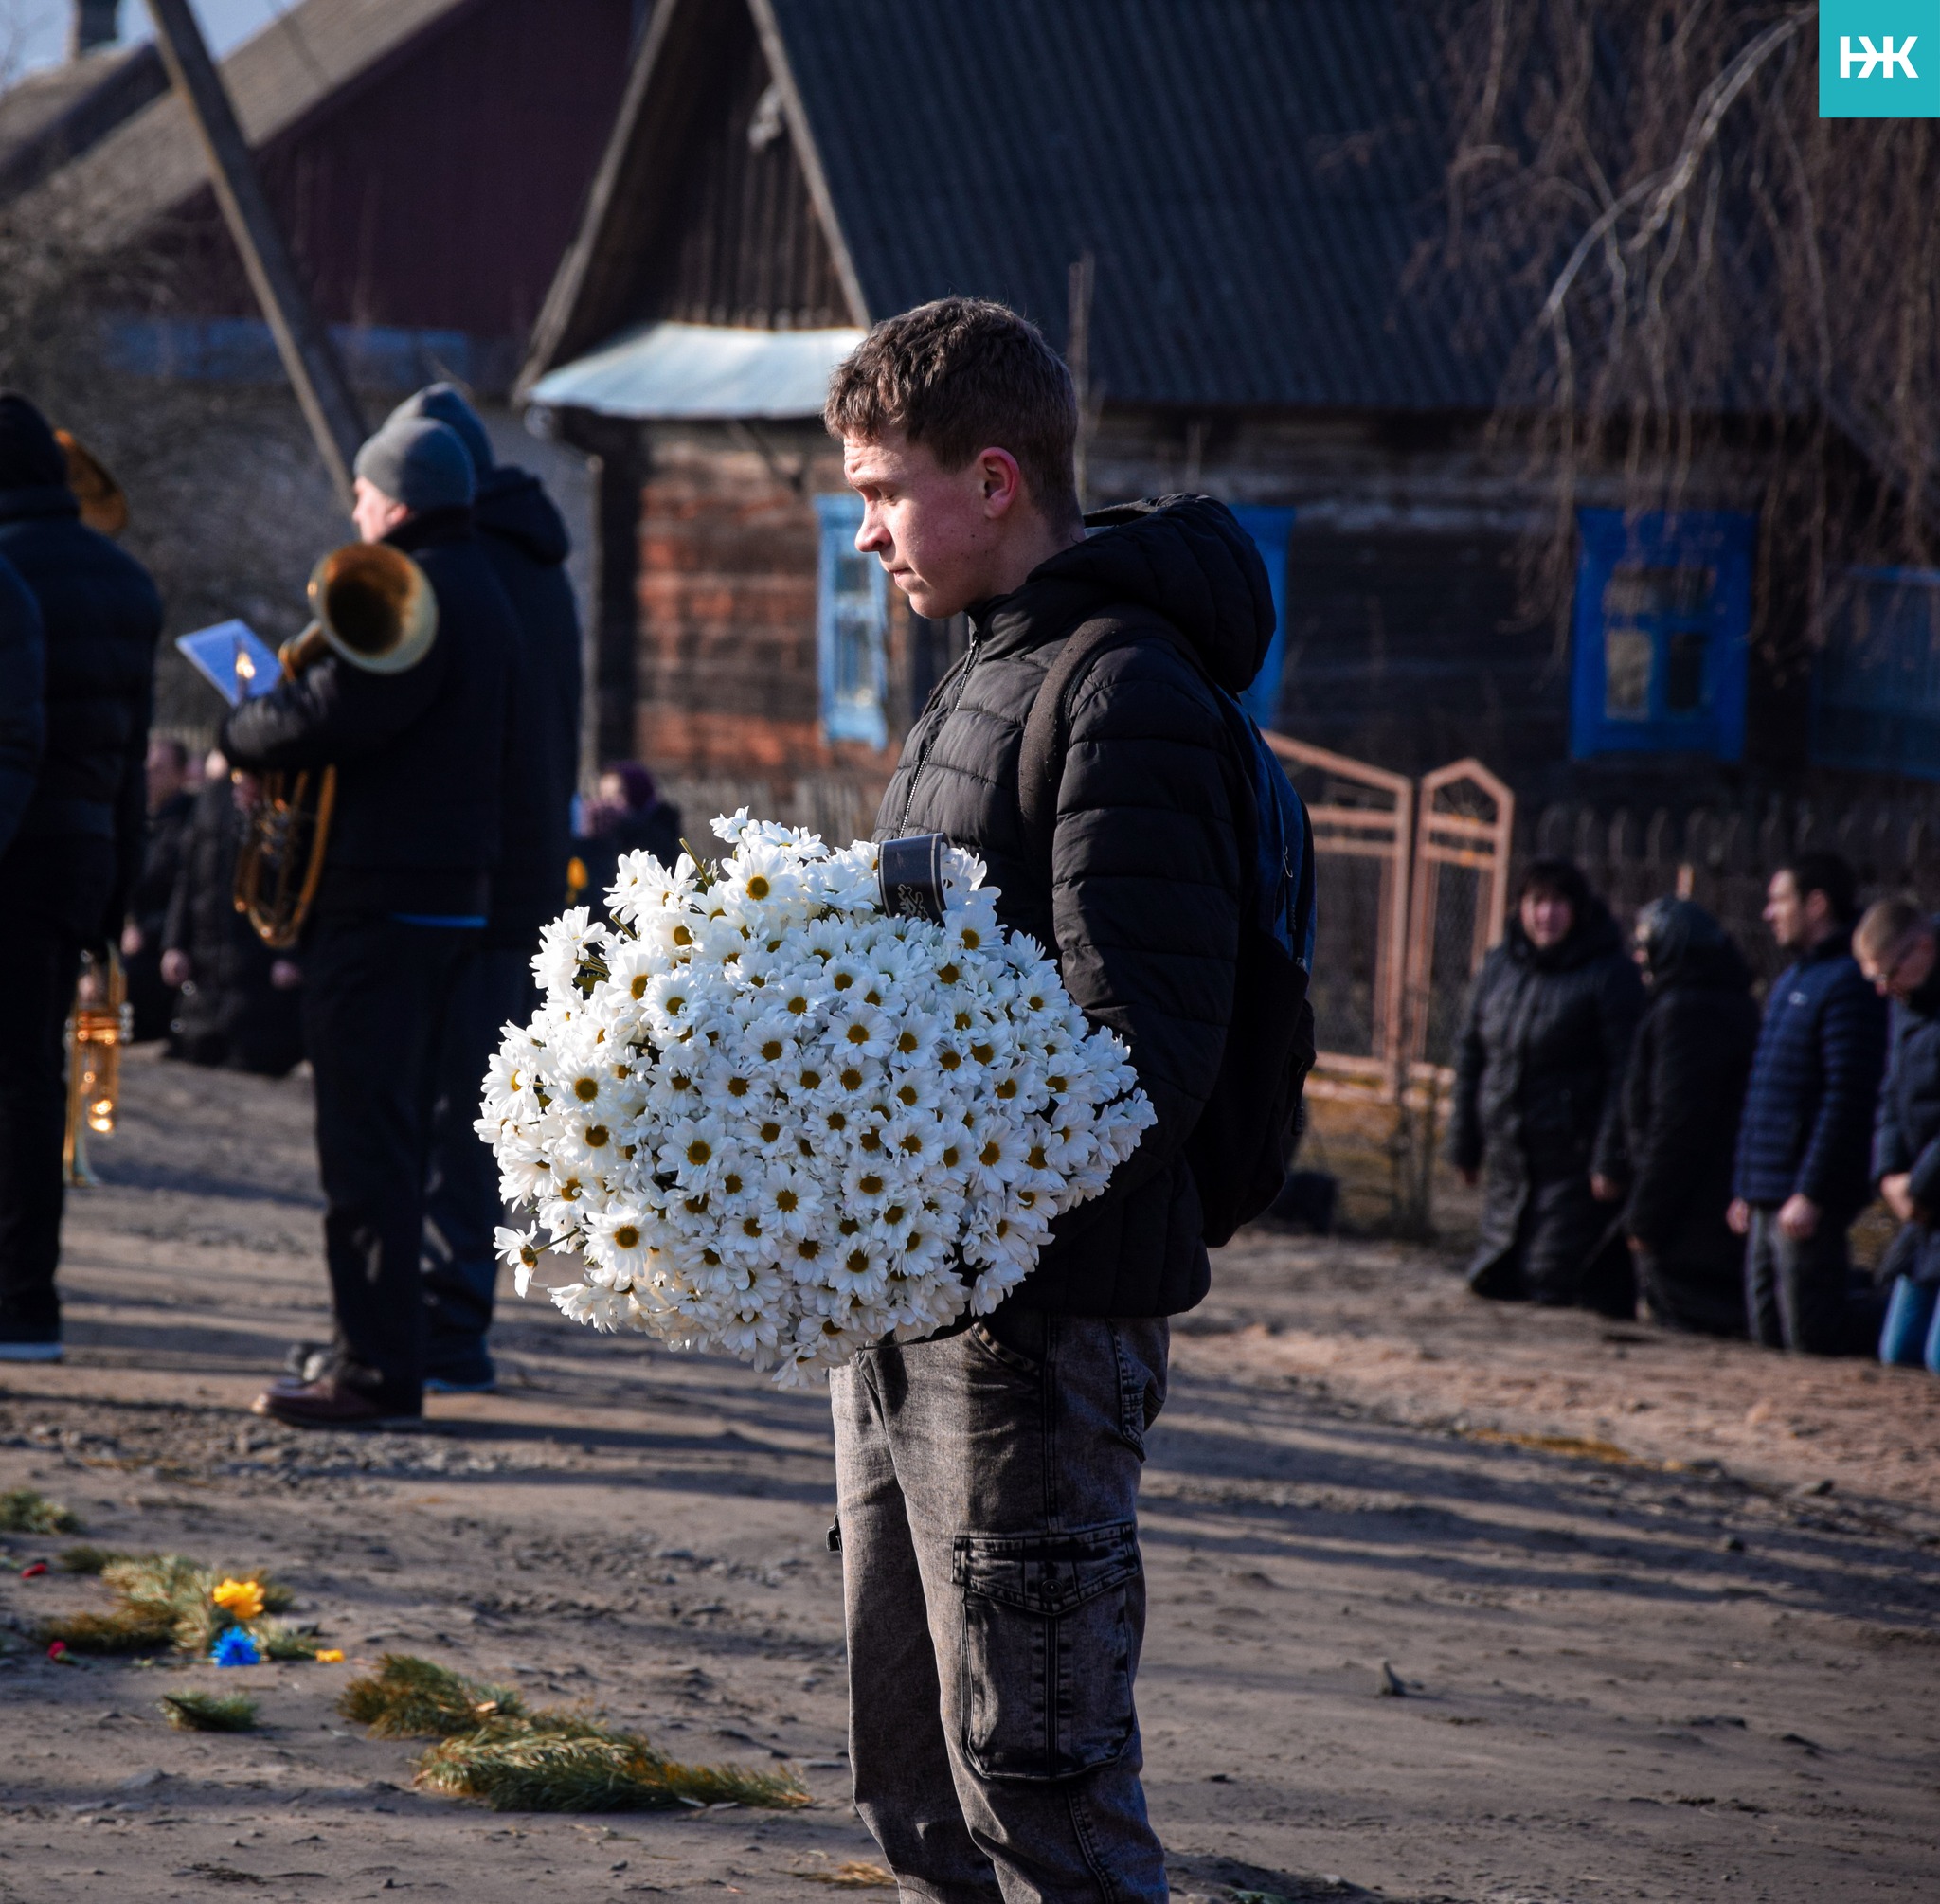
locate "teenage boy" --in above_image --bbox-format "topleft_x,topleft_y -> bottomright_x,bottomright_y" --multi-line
825,298 -> 1269,1902
1730,853 -> 1888,1353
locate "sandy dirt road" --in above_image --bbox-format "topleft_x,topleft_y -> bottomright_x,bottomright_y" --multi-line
1,1047 -> 1936,1904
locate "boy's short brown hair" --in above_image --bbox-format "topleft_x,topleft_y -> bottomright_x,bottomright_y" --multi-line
824,298 -> 1081,530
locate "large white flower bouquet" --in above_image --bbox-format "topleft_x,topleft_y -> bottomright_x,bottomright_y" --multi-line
476,812 -> 1155,1385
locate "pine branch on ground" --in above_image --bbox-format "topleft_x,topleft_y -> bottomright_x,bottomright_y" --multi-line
337,1654 -> 526,1737
57,1545 -> 126,1574
0,1489 -> 78,1534
339,1654 -> 809,1814
413,1713 -> 811,1813
37,1552 -> 297,1655
160,1690 -> 259,1732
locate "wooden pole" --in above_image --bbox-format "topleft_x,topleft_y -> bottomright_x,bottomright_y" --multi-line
146,0 -> 365,507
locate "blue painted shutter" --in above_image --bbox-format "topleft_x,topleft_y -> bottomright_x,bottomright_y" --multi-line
1812,568 -> 1940,780
815,494 -> 889,749
1569,509 -> 1754,761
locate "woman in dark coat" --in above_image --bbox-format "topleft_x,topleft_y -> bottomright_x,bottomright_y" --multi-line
1621,898 -> 1760,1336
1449,858 -> 1644,1311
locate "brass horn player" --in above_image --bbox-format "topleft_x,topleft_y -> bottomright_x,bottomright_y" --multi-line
232,538 -> 437,948
0,393 -> 161,1365
221,416 -> 517,1430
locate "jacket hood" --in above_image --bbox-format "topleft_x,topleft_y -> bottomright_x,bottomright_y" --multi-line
1636,898 -> 1752,993
1015,494 -> 1275,693
1508,894 -> 1624,972
476,466 -> 569,566
0,483 -> 80,526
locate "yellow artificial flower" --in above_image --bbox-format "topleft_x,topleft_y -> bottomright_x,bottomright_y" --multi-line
211,1577 -> 265,1622
314,1648 -> 346,1663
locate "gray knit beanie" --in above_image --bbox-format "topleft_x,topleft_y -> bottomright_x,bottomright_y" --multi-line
352,416 -> 475,512
386,381 -> 494,480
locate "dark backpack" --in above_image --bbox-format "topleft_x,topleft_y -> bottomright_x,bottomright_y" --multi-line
1017,608 -> 1318,1247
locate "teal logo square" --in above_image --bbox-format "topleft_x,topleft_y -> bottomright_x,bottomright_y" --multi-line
1822,1 -> 1940,117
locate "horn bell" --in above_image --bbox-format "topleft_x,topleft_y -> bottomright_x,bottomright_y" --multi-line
54,429 -> 128,537
306,542 -> 438,675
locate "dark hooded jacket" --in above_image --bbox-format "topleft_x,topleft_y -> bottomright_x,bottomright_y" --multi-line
0,401 -> 164,940
476,466 -> 581,948
0,550 -> 43,857
1872,944 -> 1940,1288
220,508 -> 515,920
1449,898 -> 1644,1301
1621,900 -> 1760,1334
875,494 -> 1270,1319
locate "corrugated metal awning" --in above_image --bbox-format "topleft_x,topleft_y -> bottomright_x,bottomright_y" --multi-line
528,320 -> 867,420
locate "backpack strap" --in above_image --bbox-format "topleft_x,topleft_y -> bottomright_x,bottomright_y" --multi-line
1016,607 -> 1193,871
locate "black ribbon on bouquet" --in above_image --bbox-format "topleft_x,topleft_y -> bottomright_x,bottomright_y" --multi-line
877,833 -> 948,925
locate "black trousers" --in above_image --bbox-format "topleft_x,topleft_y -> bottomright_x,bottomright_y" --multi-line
0,911 -> 82,1335
422,945 -> 530,1376
302,916 -> 475,1411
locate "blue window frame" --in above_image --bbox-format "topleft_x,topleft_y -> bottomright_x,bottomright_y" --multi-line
1811,568 -> 1940,781
815,494 -> 889,749
1229,506 -> 1296,727
1570,508 -> 1754,761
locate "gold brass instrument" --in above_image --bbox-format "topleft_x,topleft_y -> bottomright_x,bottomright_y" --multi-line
233,542 -> 438,950
53,429 -> 128,536
63,951 -> 131,1187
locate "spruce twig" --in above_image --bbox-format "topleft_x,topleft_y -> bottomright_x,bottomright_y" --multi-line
160,1690 -> 259,1732
0,1488 -> 78,1534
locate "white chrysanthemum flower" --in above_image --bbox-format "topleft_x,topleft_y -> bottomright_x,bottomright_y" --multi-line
495,1223 -> 545,1296
484,814 -> 1158,1382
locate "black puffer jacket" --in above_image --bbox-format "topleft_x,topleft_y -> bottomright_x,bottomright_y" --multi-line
0,482 -> 163,937
0,550 -> 43,856
875,494 -> 1269,1319
221,508 -> 515,919
1621,904 -> 1760,1334
476,466 -> 581,947
1449,900 -> 1644,1300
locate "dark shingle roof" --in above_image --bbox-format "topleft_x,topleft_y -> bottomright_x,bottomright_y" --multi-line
767,0 -> 1508,410
0,41 -> 165,201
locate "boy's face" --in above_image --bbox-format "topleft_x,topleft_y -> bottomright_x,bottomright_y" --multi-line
842,427 -> 1020,620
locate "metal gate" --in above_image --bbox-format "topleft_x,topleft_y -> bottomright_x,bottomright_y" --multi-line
1265,735 -> 1514,1230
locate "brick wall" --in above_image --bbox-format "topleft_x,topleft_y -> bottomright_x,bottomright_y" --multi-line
631,426 -> 902,807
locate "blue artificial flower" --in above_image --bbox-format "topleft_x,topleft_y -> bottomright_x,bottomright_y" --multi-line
209,1627 -> 261,1667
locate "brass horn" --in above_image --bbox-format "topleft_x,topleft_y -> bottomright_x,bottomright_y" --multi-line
53,429 -> 127,536
233,542 -> 439,949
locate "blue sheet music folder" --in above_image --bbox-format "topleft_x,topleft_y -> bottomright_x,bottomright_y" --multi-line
175,620 -> 281,708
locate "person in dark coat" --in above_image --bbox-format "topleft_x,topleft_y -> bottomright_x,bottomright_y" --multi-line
121,736 -> 196,1041
1854,898 -> 1940,1374
222,417 -> 515,1428
0,392 -> 163,1362
1730,853 -> 1887,1355
827,298 -> 1256,1903
1448,857 -> 1644,1312
383,383 -> 584,1391
0,551 -> 44,858
160,752 -> 303,1078
1621,898 -> 1760,1337
571,761 -> 685,919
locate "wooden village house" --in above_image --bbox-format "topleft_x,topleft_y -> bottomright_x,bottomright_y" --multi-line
518,0 -> 1940,895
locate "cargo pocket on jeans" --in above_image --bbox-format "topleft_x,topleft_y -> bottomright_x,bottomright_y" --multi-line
952,1519 -> 1139,1782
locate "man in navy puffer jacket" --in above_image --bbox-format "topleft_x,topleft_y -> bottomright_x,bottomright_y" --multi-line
1730,853 -> 1887,1354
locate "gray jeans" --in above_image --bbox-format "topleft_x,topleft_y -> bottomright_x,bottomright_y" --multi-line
1744,1203 -> 1853,1354
831,1309 -> 1171,1904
